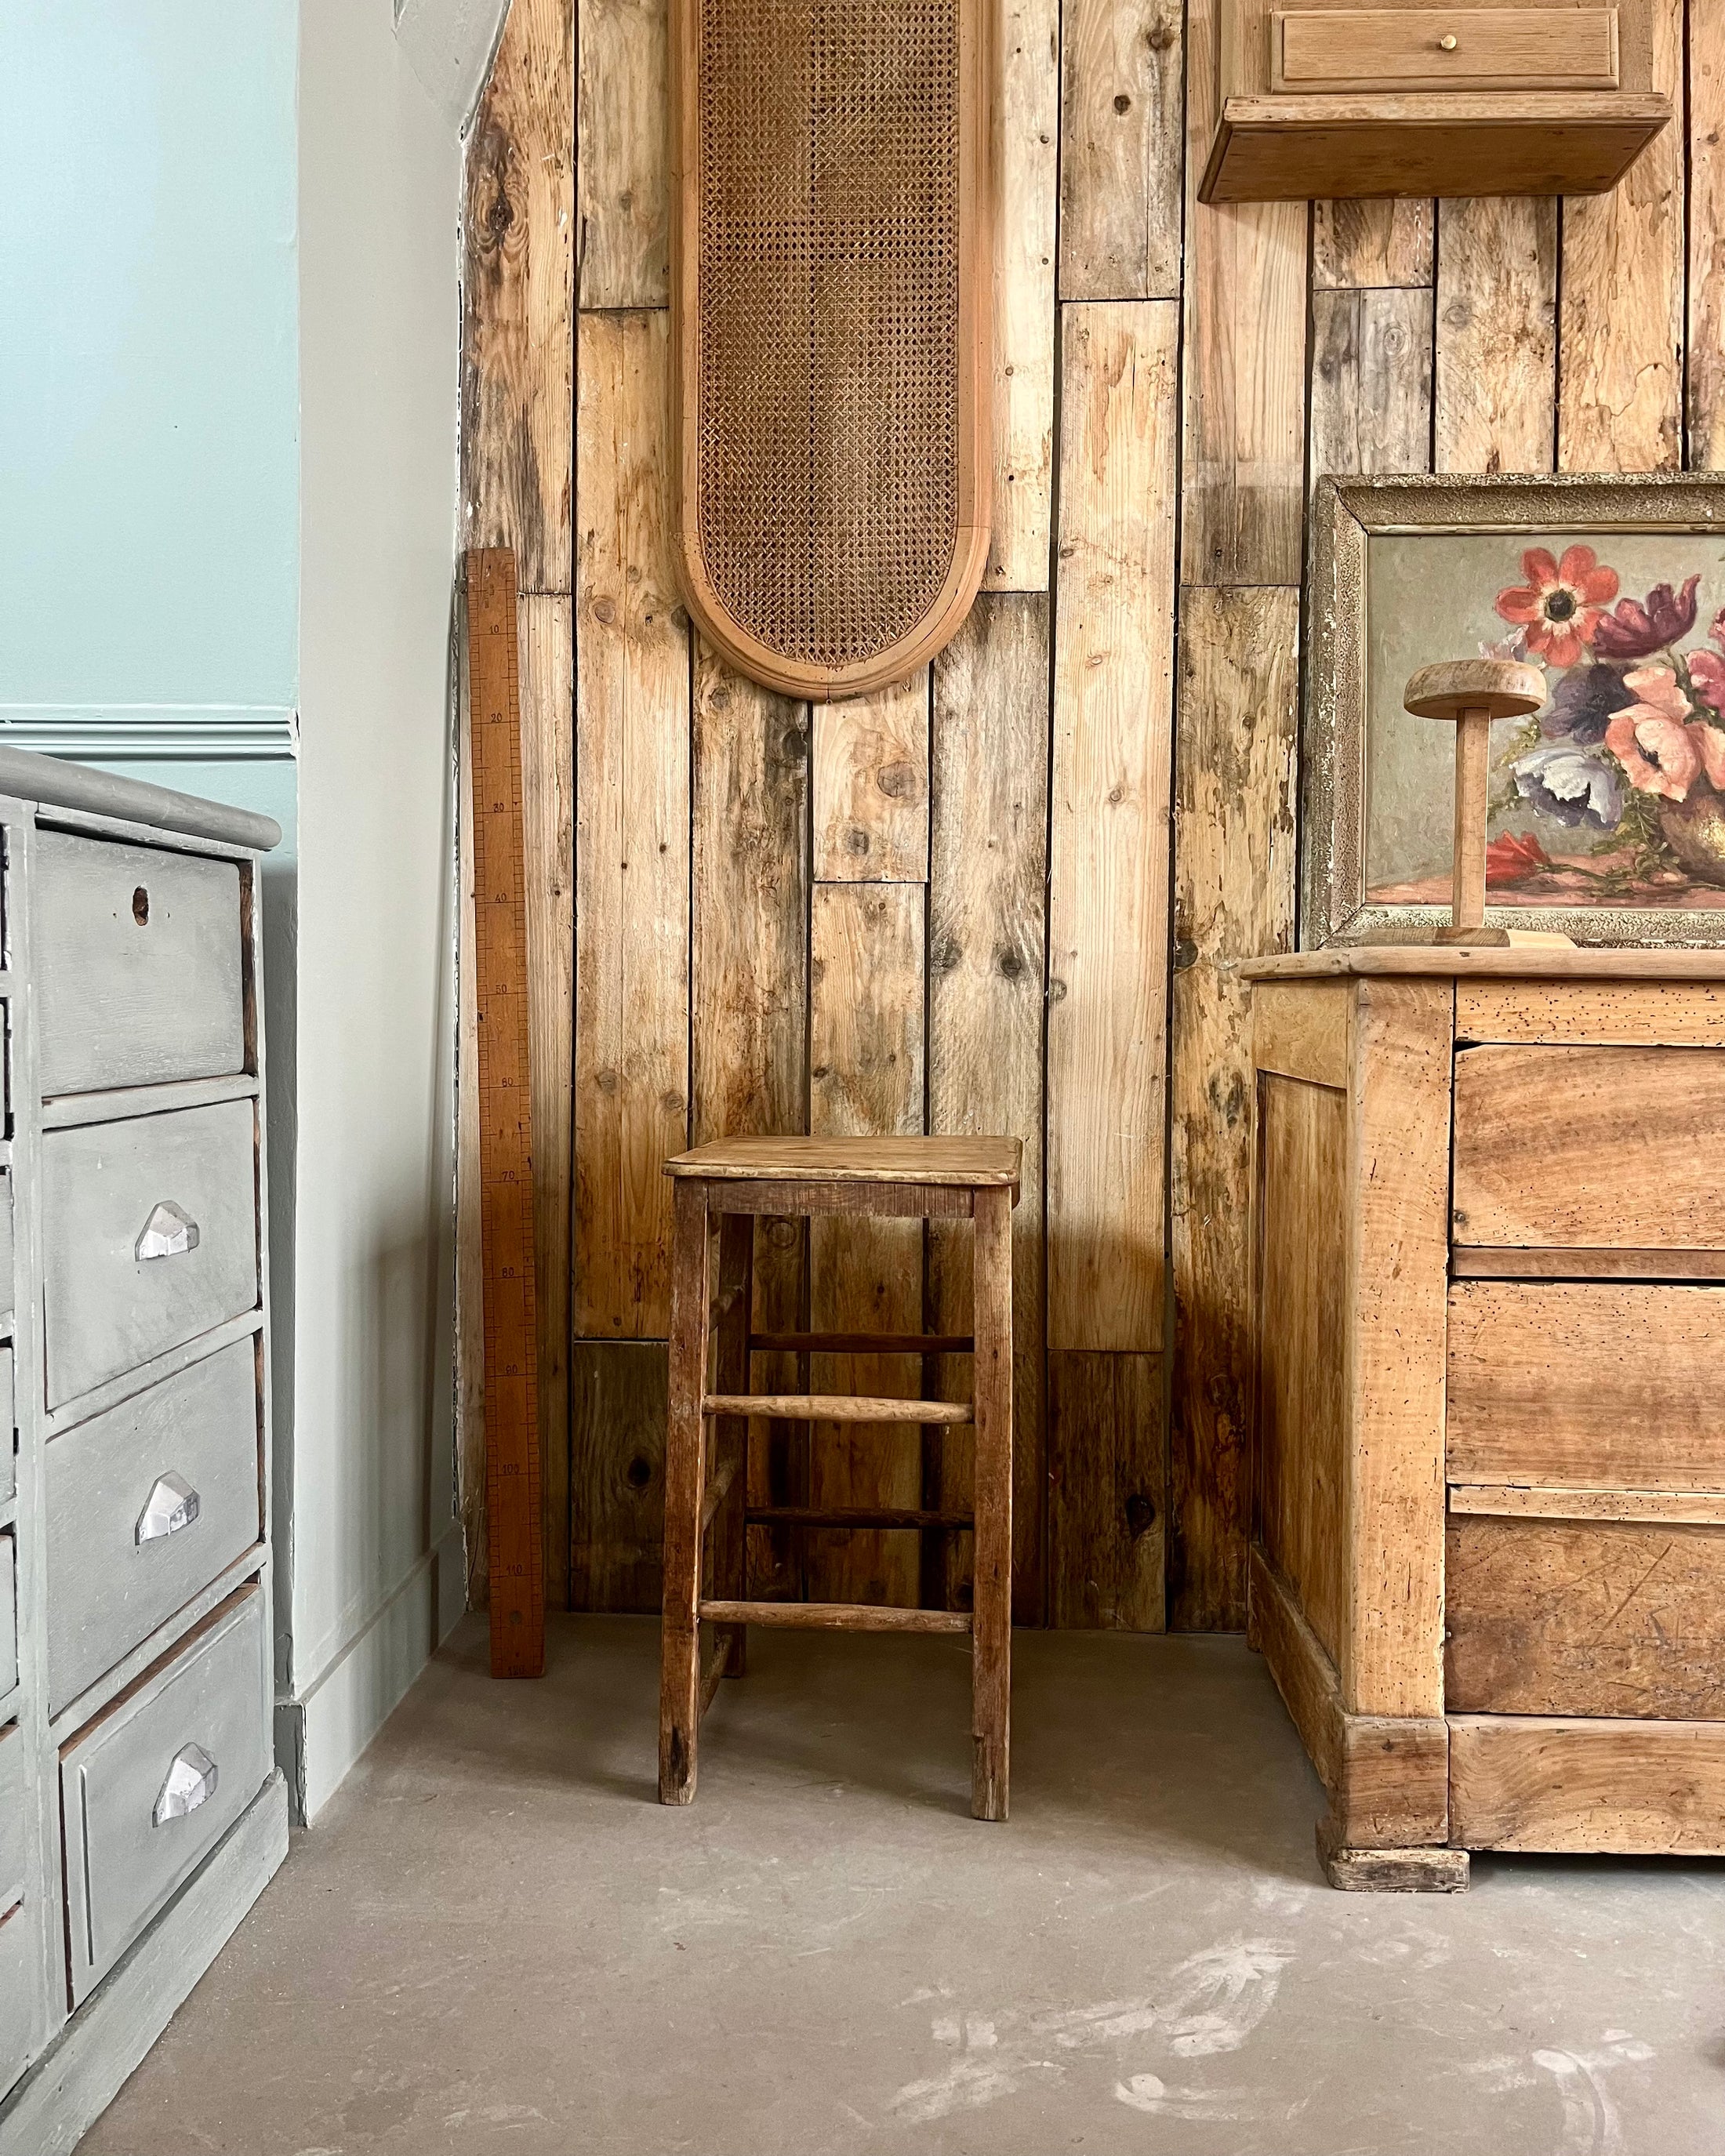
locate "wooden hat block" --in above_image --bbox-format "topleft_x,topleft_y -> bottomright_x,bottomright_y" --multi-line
1404,659 -> 1545,948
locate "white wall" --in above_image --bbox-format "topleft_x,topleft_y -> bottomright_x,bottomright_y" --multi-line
285,0 -> 470,1820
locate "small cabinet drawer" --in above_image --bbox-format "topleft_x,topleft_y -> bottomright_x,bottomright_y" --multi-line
42,1098 -> 258,1410
46,1341 -> 262,1712
1273,7 -> 1620,93
33,831 -> 245,1098
0,1726 -> 39,2099
0,1169 -> 15,1330
1447,1513 -> 1725,1719
1448,1280 -> 1725,1487
0,1349 -> 13,1508
61,1584 -> 268,2003
1452,1045 -> 1725,1254
0,1534 -> 15,1707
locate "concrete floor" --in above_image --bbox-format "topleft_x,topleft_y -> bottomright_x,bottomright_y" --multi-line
83,1616 -> 1725,2156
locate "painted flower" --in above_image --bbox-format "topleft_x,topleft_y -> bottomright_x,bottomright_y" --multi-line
1592,575 -> 1701,662
1512,743 -> 1624,830
1690,718 -> 1725,792
1485,831 -> 1554,885
1690,647 -> 1725,715
1606,670 -> 1701,799
1711,604 -> 1725,652
1542,662 -> 1636,745
1622,663 -> 1692,723
1496,546 -> 1620,669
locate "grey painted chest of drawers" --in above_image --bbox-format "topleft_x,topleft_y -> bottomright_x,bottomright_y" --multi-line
0,750 -> 287,2155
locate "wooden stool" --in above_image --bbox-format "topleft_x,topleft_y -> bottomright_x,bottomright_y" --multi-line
656,1135 -> 1022,1821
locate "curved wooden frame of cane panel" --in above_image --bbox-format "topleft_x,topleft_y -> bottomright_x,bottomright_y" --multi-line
670,0 -> 993,701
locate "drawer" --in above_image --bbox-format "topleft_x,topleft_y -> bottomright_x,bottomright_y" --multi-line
0,1723 -> 36,2102
61,1583 -> 268,2003
0,1534 -> 14,1706
46,1340 -> 262,1712
33,830 -> 245,1098
1272,7 -> 1620,93
1448,1281 -> 1725,1486
1447,1513 -> 1725,1719
0,1170 -> 15,1328
42,1098 -> 258,1410
1452,1045 -> 1725,1254
0,1349 -> 13,1508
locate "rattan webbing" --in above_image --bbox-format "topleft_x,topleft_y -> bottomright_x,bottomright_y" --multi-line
695,0 -> 961,672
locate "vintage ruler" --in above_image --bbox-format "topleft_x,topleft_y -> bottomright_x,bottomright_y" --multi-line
465,547 -> 546,1678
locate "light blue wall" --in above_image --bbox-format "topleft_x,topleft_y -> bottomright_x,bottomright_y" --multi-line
0,0 -> 300,725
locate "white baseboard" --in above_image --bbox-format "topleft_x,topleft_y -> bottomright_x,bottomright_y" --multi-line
280,1520 -> 466,1823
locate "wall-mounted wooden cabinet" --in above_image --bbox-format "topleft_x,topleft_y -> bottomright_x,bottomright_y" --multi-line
1200,0 -> 1670,203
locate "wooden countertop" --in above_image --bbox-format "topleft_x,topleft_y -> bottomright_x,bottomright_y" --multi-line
1241,946 -> 1725,982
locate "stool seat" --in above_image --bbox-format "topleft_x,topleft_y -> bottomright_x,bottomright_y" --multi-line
665,1134 -> 1021,1188
658,1133 -> 1020,1822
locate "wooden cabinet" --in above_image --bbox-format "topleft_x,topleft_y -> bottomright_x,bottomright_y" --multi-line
1244,948 -> 1725,1889
1201,0 -> 1670,204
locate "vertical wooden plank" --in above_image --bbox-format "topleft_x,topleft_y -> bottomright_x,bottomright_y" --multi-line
1559,0 -> 1684,474
1168,586 -> 1299,1632
1691,0 -> 1725,469
456,648 -> 488,1609
1181,0 -> 1307,583
690,644 -> 810,1599
519,596 -> 575,1607
988,0 -> 1060,590
928,594 -> 1050,1624
577,0 -> 667,308
574,310 -> 691,1339
969,1185 -> 1015,1819
463,0 -> 576,591
1048,300 -> 1178,1352
1435,199 -> 1557,474
569,1340 -> 669,1610
1309,289 -> 1434,487
1058,0 -> 1184,303
1346,981 -> 1452,1718
808,884 -> 927,1607
1048,1350 -> 1165,1628
812,674 -> 931,884
1313,201 -> 1433,291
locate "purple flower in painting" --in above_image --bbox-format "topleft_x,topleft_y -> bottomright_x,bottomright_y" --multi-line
1592,575 -> 1701,661
1512,742 -> 1624,830
1542,662 -> 1636,745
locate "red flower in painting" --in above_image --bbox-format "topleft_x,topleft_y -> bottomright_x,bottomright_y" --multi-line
1592,575 -> 1701,661
1690,647 -> 1725,714
1496,546 -> 1621,669
1484,832 -> 1553,886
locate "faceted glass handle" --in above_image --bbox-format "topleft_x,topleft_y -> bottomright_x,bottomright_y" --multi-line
136,1471 -> 201,1544
153,1743 -> 218,1826
136,1201 -> 200,1261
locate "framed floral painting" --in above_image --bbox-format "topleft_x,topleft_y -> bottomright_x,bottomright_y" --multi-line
1304,474 -> 1725,947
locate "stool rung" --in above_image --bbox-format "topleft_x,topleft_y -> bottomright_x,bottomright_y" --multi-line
746,1505 -> 973,1530
703,1392 -> 971,1425
699,1598 -> 971,1636
749,1330 -> 974,1356
699,1454 -> 736,1535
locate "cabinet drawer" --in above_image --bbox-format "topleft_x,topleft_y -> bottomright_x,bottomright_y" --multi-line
1447,1514 -> 1725,1718
0,1170 -> 15,1329
46,1341 -> 261,1712
0,1349 -> 13,1508
42,1098 -> 258,1410
1273,7 -> 1619,93
1452,1045 -> 1725,1254
61,1584 -> 268,2003
1448,1281 -> 1725,1486
33,831 -> 245,1098
0,1534 -> 14,1708
0,1726 -> 37,2102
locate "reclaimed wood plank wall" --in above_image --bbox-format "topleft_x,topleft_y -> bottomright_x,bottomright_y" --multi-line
461,0 -> 1720,1631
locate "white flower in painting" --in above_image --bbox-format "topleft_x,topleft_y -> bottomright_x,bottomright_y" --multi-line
1511,742 -> 1623,831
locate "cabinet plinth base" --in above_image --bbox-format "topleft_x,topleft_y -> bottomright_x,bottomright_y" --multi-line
1317,1816 -> 1469,1893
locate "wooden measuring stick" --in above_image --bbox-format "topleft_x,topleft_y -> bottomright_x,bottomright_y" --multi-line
465,548 -> 546,1679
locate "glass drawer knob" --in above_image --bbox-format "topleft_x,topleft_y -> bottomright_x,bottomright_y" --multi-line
154,1744 -> 218,1826
136,1472 -> 201,1544
136,1200 -> 199,1261
1439,32 -> 1458,49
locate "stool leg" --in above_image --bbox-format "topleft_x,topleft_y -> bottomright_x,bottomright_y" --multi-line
970,1185 -> 1013,1821
713,1213 -> 754,1677
659,1180 -> 711,1803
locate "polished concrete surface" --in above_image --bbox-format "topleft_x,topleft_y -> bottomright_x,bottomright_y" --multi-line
84,1616 -> 1725,2154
